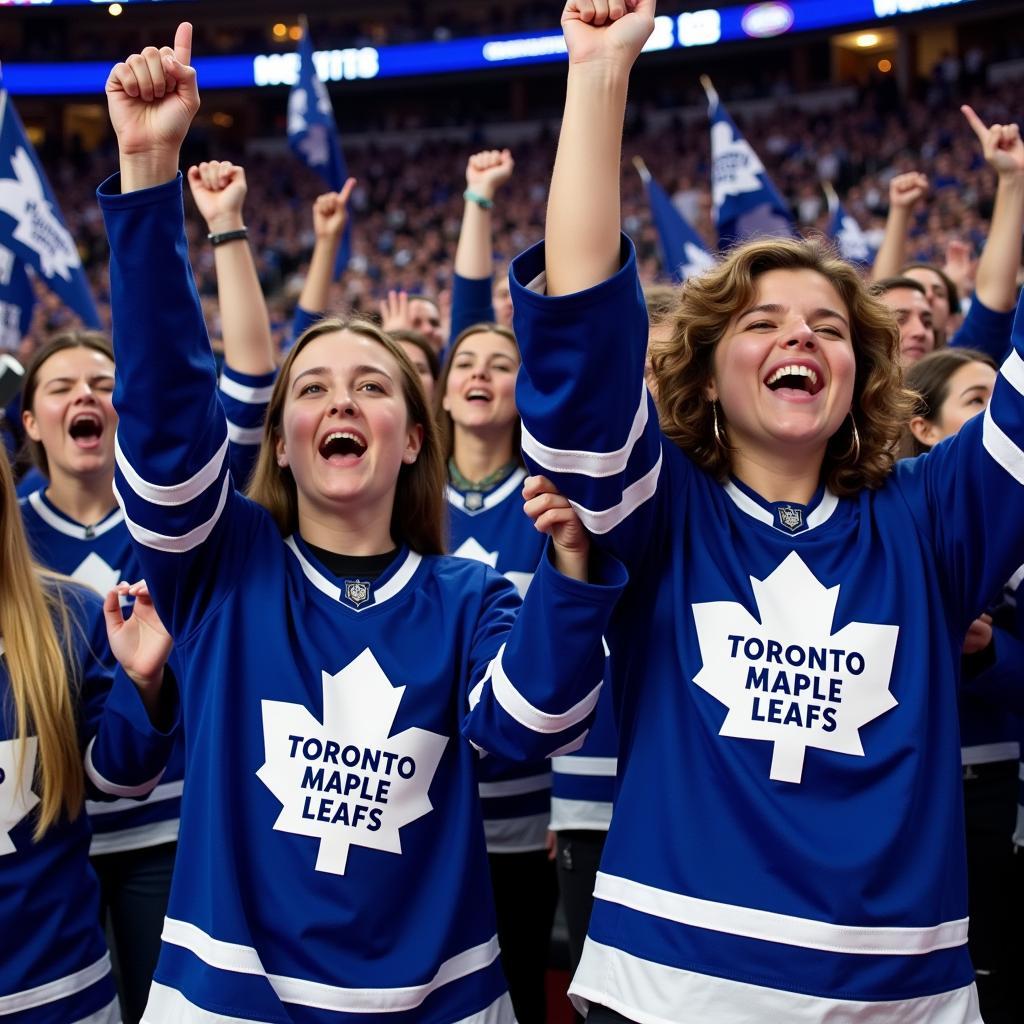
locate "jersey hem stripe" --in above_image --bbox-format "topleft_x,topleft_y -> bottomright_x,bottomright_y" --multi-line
594,872 -> 969,955
478,773 -> 552,798
570,940 -> 981,1024
552,755 -> 617,777
84,736 -> 165,798
71,996 -> 120,1024
161,918 -> 502,1013
87,780 -> 184,815
0,953 -> 112,1014
89,817 -> 180,855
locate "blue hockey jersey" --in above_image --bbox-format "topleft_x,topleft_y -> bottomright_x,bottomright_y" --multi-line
1,584 -> 178,1024
19,489 -> 185,856
448,472 -> 552,853
98,173 -> 623,1024
507,235 -> 1024,1023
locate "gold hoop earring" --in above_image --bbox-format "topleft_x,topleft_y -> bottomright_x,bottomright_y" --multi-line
712,400 -> 728,451
841,414 -> 861,463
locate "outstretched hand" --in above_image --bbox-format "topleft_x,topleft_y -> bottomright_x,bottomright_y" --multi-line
962,104 -> 1024,178
379,290 -> 413,332
312,178 -> 357,239
106,22 -> 198,164
187,161 -> 247,233
561,0 -> 656,71
104,581 -> 172,691
523,474 -> 590,581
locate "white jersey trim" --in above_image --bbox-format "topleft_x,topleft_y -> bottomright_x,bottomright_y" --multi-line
1000,348 -> 1024,396
478,772 -> 551,798
446,468 -> 528,514
284,538 -> 421,610
570,450 -> 662,535
0,952 -> 112,1014
87,780 -> 184,816
961,742 -> 1020,766
570,938 -> 982,1024
115,430 -> 228,507
594,872 -> 969,955
982,404 -> 1024,486
552,755 -> 617,777
549,797 -> 613,832
521,381 -> 649,479
219,373 -> 275,404
1007,561 -> 1024,592
452,992 -> 516,1024
26,490 -> 124,540
115,475 -> 230,554
488,643 -> 602,734
161,917 -> 501,1013
723,482 -> 839,534
143,983 -> 275,1024
71,996 -> 120,1024
483,812 -> 551,853
89,817 -> 180,856
84,737 -> 164,799
225,420 -> 263,446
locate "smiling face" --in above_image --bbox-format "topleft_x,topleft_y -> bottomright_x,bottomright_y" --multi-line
912,359 -> 996,448
441,330 -> 520,440
707,268 -> 856,466
275,330 -> 423,525
22,345 -> 117,483
408,298 -> 444,353
877,286 -> 936,366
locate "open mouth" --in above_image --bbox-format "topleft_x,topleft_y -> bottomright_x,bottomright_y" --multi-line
68,413 -> 104,447
764,364 -> 824,397
465,388 -> 492,404
318,430 -> 368,463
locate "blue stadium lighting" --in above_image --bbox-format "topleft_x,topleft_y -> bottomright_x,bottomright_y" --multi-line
0,0 -> 980,95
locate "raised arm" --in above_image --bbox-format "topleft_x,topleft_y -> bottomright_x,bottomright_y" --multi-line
962,105 -> 1024,315
294,180 -> 356,326
188,161 -> 275,376
450,150 -> 514,338
546,0 -> 655,296
870,172 -> 929,282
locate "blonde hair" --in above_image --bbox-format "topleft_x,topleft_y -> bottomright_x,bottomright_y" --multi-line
651,238 -> 916,496
0,452 -> 83,839
246,317 -> 446,554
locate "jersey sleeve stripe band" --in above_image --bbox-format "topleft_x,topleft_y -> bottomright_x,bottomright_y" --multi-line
114,430 -> 229,506
113,476 -> 231,553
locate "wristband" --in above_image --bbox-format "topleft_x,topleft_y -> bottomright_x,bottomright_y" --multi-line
463,189 -> 494,210
208,227 -> 248,247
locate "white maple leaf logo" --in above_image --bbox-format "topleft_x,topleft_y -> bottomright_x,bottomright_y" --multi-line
679,241 -> 716,281
257,649 -> 448,875
837,214 -> 872,263
710,121 -> 768,211
72,552 -> 121,597
451,537 -> 532,597
0,147 -> 81,282
0,736 -> 39,856
692,552 -> 899,784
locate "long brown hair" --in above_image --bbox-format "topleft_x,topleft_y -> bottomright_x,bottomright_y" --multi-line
650,238 -> 916,496
21,330 -> 115,478
0,451 -> 83,838
246,317 -> 446,554
902,347 -> 997,457
435,322 -> 522,466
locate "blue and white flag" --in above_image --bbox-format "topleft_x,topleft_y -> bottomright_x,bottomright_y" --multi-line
0,80 -> 99,328
702,76 -> 795,249
287,19 -> 350,276
0,243 -> 33,351
823,182 -> 876,267
633,156 -> 715,283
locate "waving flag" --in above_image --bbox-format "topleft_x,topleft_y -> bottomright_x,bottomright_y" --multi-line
0,243 -> 33,351
287,18 -> 350,276
823,182 -> 876,268
702,75 -> 795,249
633,156 -> 715,283
0,79 -> 99,328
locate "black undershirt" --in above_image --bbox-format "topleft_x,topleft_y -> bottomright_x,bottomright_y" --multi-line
306,543 -> 400,582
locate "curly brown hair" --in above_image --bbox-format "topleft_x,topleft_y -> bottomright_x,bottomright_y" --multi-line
650,238 -> 916,497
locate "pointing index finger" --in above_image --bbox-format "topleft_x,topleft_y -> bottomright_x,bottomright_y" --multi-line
174,21 -> 193,67
960,104 -> 987,143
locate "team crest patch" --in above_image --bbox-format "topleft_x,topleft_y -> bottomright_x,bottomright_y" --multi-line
345,580 -> 371,606
777,505 -> 803,532
465,491 -> 484,512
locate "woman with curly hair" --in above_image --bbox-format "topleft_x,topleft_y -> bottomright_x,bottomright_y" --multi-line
505,3 -> 1024,1021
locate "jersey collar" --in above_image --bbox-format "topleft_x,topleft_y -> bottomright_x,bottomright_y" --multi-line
723,476 -> 838,536
27,489 -> 124,541
284,535 -> 422,611
446,466 -> 527,515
